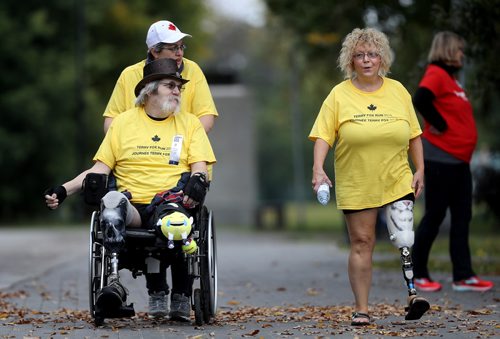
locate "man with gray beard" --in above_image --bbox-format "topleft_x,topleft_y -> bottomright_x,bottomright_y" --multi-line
44,58 -> 216,321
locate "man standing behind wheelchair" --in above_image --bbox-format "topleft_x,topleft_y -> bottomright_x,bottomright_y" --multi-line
44,58 -> 216,321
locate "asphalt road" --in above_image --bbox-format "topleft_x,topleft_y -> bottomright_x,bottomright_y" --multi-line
0,226 -> 498,338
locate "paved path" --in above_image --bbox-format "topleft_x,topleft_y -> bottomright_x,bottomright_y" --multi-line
0,226 -> 498,338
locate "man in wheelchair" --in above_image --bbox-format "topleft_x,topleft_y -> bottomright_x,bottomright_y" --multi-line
44,58 -> 216,321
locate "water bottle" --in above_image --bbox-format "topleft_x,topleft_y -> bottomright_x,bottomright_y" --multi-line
317,183 -> 330,205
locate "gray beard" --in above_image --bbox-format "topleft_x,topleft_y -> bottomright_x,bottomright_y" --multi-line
161,96 -> 180,116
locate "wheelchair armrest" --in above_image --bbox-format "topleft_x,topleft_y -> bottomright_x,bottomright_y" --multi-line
125,228 -> 171,249
125,228 -> 156,240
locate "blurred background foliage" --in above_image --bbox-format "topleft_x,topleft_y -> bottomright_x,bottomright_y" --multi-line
0,0 -> 211,222
1,0 -> 498,226
253,0 -> 500,226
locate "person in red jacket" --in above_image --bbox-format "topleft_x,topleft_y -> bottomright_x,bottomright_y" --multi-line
411,31 -> 493,292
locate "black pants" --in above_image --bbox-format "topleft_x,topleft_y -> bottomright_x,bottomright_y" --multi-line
145,252 -> 193,297
134,204 -> 193,297
412,160 -> 475,281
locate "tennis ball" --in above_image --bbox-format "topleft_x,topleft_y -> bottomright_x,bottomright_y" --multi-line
182,239 -> 197,254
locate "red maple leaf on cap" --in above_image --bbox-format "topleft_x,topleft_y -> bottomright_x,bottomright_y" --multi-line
168,23 -> 177,31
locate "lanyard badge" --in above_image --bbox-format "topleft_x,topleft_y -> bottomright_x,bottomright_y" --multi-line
169,135 -> 183,165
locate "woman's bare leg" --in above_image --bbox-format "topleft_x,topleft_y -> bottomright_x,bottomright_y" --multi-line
345,208 -> 378,316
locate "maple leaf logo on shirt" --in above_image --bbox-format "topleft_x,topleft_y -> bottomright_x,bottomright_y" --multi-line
367,104 -> 377,111
152,135 -> 161,142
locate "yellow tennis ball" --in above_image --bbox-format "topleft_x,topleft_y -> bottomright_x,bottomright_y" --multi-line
182,239 -> 197,254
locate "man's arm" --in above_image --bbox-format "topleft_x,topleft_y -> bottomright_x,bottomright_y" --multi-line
190,161 -> 208,175
183,161 -> 209,206
45,161 -> 112,209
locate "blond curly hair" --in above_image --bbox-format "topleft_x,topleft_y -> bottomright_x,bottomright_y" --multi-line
338,28 -> 393,79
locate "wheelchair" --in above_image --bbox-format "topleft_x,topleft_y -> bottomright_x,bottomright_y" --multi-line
87,177 -> 217,327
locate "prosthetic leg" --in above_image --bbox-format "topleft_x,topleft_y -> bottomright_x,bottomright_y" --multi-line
95,191 -> 135,318
386,200 -> 430,320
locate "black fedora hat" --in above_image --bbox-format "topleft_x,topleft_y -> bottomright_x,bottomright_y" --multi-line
134,58 -> 189,96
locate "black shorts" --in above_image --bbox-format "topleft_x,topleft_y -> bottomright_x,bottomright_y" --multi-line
133,201 -> 195,229
133,203 -> 155,229
342,193 -> 415,215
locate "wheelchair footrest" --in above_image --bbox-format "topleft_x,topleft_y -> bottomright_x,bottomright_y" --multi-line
96,303 -> 135,319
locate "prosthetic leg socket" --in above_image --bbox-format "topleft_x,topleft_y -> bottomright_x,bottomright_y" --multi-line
386,200 -> 417,295
95,192 -> 135,319
386,200 -> 430,320
100,191 -> 129,253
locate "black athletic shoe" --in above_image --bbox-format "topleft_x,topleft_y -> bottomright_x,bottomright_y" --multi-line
405,295 -> 430,320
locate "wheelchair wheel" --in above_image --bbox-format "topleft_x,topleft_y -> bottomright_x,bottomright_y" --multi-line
199,208 -> 217,323
88,211 -> 106,326
193,288 -> 203,326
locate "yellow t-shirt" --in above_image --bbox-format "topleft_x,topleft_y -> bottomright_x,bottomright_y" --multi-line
94,107 -> 216,204
103,58 -> 218,119
309,78 -> 422,210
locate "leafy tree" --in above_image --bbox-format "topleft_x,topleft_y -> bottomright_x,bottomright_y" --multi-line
0,0 -> 209,223
447,0 -> 500,150
0,1 -> 79,222
258,0 -> 499,206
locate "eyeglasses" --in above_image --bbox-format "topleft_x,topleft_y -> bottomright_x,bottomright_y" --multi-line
353,51 -> 380,60
160,81 -> 184,92
161,44 -> 187,53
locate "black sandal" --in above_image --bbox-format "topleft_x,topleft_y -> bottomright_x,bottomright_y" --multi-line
351,312 -> 371,326
405,296 -> 430,320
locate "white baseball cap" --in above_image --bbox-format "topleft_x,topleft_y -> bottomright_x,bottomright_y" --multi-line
146,20 -> 192,49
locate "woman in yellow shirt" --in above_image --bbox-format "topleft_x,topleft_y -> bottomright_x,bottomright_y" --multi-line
309,27 -> 428,326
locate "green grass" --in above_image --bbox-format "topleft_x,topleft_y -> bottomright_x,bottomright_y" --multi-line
372,234 -> 500,275
257,201 -> 500,275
